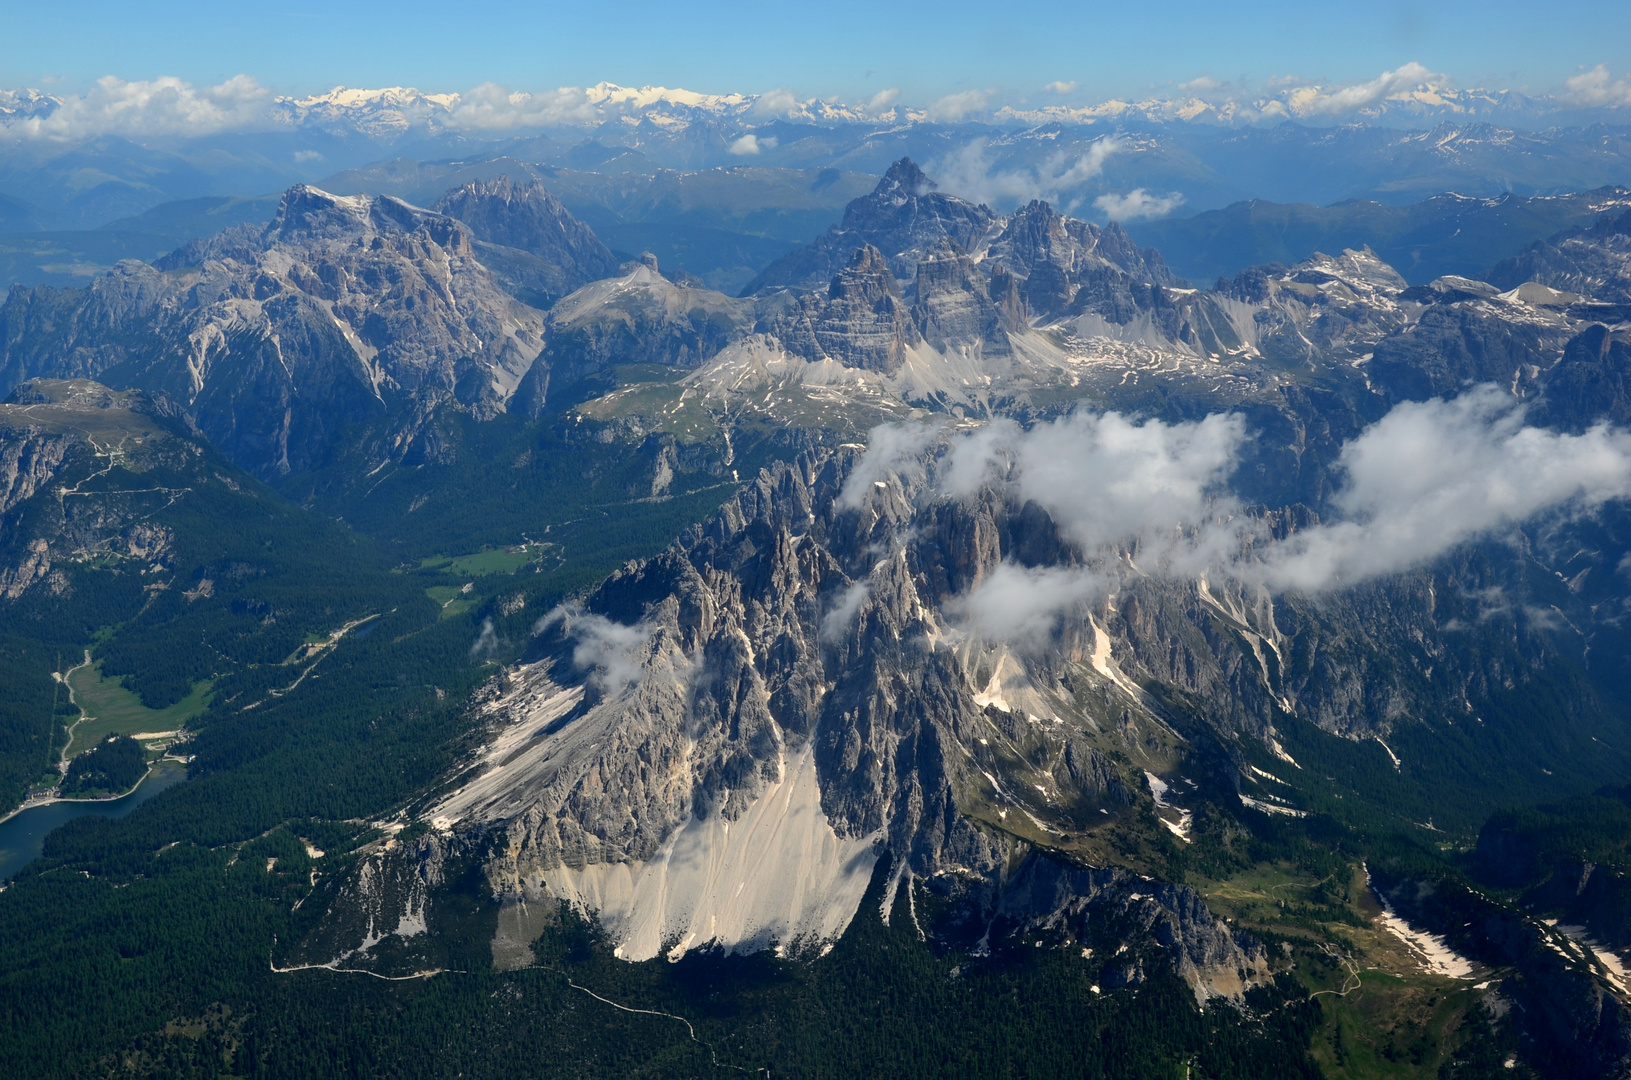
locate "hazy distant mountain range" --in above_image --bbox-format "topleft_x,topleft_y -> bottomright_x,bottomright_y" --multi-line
4,66 -> 1629,141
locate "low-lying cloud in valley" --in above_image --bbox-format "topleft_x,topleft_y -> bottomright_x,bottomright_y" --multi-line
931,136 -> 1123,211
1093,188 -> 1186,222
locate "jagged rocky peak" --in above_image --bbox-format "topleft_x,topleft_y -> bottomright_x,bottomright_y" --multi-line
431,175 -> 620,290
1489,206 -> 1631,303
302,443 -> 1283,997
1289,245 -> 1408,295
869,156 -> 936,203
0,182 -> 550,481
832,157 -> 998,279
983,199 -> 1179,320
744,157 -> 999,294
263,184 -> 464,250
773,243 -> 924,373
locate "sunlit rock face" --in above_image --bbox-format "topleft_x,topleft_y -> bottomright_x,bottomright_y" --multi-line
0,185 -> 552,478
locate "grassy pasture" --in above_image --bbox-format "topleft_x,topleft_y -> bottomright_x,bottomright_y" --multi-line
64,662 -> 211,759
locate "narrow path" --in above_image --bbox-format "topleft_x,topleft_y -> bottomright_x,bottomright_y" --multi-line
1308,945 -> 1365,1000
56,650 -> 94,773
550,970 -> 767,1077
266,946 -> 765,1073
269,958 -> 453,981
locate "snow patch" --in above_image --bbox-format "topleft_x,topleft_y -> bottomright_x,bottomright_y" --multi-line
1555,924 -> 1631,995
1239,794 -> 1306,818
1367,866 -> 1475,979
1145,771 -> 1193,842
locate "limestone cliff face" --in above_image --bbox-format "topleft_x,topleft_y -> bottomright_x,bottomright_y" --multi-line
0,186 -> 552,478
432,175 -> 619,311
744,158 -> 999,294
0,380 -> 191,599
770,245 -> 925,375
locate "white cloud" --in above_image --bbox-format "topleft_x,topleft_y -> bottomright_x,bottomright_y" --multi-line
1178,76 -> 1224,93
1250,386 -> 1631,591
1044,81 -> 1080,94
19,74 -> 273,138
728,133 -> 777,155
944,410 -> 1245,569
838,421 -> 944,508
820,581 -> 872,642
851,386 -> 1631,652
868,88 -> 901,111
1287,61 -> 1444,116
928,90 -> 989,123
931,136 -> 1122,210
1566,65 -> 1631,107
470,618 -> 502,659
947,562 -> 1105,649
1094,188 -> 1186,222
752,88 -> 798,117
443,82 -> 598,129
533,606 -> 654,690
293,149 -> 324,163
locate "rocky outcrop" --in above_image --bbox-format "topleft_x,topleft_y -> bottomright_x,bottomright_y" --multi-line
0,379 -> 193,599
404,444 -> 1294,992
433,175 -> 619,307
744,158 -> 999,294
980,855 -> 1267,999
1376,869 -> 1631,1080
1489,208 -> 1631,303
911,238 -> 1026,357
530,262 -> 756,409
0,186 -> 550,479
1533,325 -> 1631,432
769,244 -> 924,374
985,199 -> 1179,320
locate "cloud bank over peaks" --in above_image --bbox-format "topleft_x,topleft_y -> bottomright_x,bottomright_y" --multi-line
849,386 -> 1631,647
3,62 -> 1627,142
1567,65 -> 1631,107
1250,386 -> 1631,592
1284,61 -> 1447,116
15,74 -> 273,138
927,90 -> 990,123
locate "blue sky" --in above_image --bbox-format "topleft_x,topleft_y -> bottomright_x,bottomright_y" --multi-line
3,0 -> 1628,102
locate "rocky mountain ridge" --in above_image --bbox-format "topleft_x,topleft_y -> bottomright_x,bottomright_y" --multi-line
297,446 -> 1273,1000
0,184 -> 564,479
